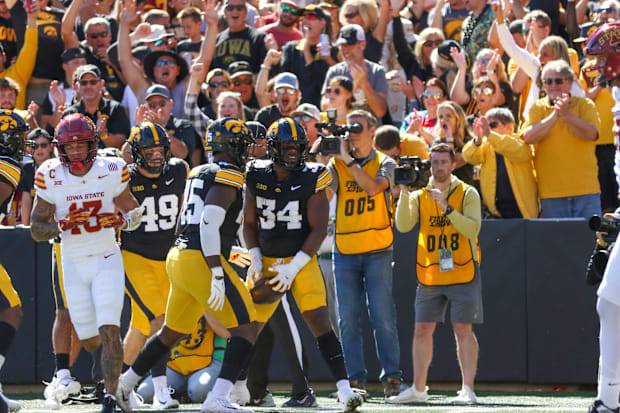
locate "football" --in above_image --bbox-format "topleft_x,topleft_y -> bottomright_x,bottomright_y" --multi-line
250,277 -> 284,304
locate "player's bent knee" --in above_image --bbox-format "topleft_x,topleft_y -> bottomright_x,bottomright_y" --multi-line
158,325 -> 186,348
81,336 -> 101,352
302,307 -> 332,337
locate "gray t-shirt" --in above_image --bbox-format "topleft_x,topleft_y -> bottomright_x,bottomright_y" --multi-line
322,60 -> 388,111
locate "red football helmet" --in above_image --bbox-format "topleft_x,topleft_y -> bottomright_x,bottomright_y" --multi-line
54,113 -> 97,173
584,21 -> 620,84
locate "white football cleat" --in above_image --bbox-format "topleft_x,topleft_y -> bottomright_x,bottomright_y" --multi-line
386,385 -> 429,404
44,376 -> 81,409
337,387 -> 363,412
229,380 -> 250,406
0,383 -> 22,411
116,376 -> 136,412
152,386 -> 179,410
201,393 -> 254,413
450,386 -> 477,404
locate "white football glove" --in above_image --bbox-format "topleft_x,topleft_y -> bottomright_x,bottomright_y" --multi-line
246,247 -> 263,288
208,267 -> 225,311
229,246 -> 251,268
268,251 -> 311,293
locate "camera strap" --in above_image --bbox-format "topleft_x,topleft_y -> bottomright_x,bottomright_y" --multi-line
434,182 -> 454,272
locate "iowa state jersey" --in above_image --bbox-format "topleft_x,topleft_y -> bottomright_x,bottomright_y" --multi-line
175,161 -> 244,259
34,157 -> 129,258
0,156 -> 21,217
120,158 -> 189,261
246,160 -> 331,258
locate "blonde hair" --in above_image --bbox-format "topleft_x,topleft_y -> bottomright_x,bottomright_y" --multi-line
216,92 -> 246,121
539,36 -> 571,67
414,28 -> 445,68
434,101 -> 472,148
339,0 -> 378,31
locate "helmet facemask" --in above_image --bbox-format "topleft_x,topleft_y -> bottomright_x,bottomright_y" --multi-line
269,140 -> 308,171
0,129 -> 27,160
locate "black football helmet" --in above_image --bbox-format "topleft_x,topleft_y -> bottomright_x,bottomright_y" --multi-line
128,121 -> 171,174
205,118 -> 254,166
267,117 -> 308,171
0,110 -> 28,161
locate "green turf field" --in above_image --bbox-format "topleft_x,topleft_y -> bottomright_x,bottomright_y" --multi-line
8,389 -> 596,413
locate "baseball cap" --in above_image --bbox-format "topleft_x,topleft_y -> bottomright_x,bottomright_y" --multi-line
274,72 -> 299,90
228,61 -> 253,78
27,128 -> 52,142
328,76 -> 353,92
291,103 -> 320,120
145,84 -> 171,100
303,4 -> 329,19
139,24 -> 175,43
437,40 -> 461,62
336,24 -> 365,46
76,64 -> 102,80
574,22 -> 600,44
206,68 -> 231,84
61,47 -> 86,63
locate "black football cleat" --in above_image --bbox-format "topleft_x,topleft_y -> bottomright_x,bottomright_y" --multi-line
101,395 -> 117,413
0,394 -> 8,413
589,400 -> 620,413
282,388 -> 318,407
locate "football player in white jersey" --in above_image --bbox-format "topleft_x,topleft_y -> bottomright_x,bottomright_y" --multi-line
29,114 -> 142,413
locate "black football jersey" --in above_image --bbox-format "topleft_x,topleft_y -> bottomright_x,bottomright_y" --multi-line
0,156 -> 22,217
175,161 -> 245,259
246,160 -> 331,258
121,158 -> 189,260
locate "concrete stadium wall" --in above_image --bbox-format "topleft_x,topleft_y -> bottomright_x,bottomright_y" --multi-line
0,220 -> 600,385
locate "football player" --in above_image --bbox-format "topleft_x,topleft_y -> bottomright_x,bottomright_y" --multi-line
0,110 -> 28,412
121,122 -> 188,409
116,118 -> 260,413
243,118 -> 363,412
585,21 -> 620,413
29,114 -> 142,413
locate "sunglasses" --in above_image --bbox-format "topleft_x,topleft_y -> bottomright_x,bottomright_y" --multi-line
488,121 -> 499,128
597,6 -> 614,13
153,38 -> 171,47
281,4 -> 299,14
225,4 -> 245,11
294,115 -> 313,123
155,59 -> 176,67
276,87 -> 296,95
302,13 -> 318,20
474,87 -> 494,96
148,101 -> 168,109
209,81 -> 231,88
326,86 -> 341,95
79,79 -> 99,86
423,39 -> 442,47
344,11 -> 359,19
543,77 -> 566,85
31,142 -> 50,150
233,77 -> 252,86
87,31 -> 108,39
422,90 -> 442,100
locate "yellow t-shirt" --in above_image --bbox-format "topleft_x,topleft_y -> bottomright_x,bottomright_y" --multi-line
520,96 -> 601,199
400,134 -> 429,159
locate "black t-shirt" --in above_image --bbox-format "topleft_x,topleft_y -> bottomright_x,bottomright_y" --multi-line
211,27 -> 267,74
494,153 -> 521,218
177,38 -> 201,55
165,116 -> 201,166
364,30 -> 383,63
81,43 -> 125,102
62,97 -> 131,146
11,4 -> 64,80
254,104 -> 283,129
0,16 -> 17,66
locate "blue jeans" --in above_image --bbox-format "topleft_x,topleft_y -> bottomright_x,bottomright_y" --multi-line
333,249 -> 402,384
541,194 -> 601,218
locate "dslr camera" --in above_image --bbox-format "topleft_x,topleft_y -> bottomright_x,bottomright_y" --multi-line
315,108 -> 363,154
585,215 -> 620,285
394,156 -> 431,188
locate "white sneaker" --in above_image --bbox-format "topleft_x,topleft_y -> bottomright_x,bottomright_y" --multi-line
116,376 -> 136,412
201,393 -> 254,413
0,383 -> 22,411
337,388 -> 363,412
450,386 -> 477,404
129,390 -> 146,410
152,386 -> 179,410
229,380 -> 250,406
386,385 -> 429,403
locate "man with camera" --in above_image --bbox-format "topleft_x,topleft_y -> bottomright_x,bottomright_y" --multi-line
392,143 -> 482,405
326,109 -> 403,399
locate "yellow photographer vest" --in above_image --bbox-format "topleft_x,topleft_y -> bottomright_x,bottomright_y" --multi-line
334,153 -> 393,254
416,182 -> 479,285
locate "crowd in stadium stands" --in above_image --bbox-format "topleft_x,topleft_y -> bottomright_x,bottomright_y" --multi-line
0,0 -> 619,411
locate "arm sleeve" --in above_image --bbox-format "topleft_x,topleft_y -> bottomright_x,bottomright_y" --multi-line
7,26 -> 38,86
391,17 -> 417,74
447,185 -> 481,239
461,140 -> 483,165
395,189 -> 420,233
496,22 -> 540,78
487,131 -> 533,162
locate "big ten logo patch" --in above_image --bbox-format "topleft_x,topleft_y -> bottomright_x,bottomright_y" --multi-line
345,180 -> 363,193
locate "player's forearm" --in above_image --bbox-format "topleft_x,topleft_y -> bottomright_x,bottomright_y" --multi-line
30,219 -> 60,241
300,227 -> 327,257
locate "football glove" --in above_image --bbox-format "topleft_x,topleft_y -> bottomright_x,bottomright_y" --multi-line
208,266 -> 226,311
98,213 -> 126,229
246,247 -> 263,288
57,208 -> 90,232
268,250 -> 311,293
229,246 -> 251,268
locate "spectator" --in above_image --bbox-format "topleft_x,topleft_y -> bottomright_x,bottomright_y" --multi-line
255,72 -> 301,128
374,124 -> 428,160
216,90 -> 246,120
321,76 -> 353,124
228,61 -> 259,113
40,48 -> 86,132
521,59 -> 601,218
62,64 -> 131,149
391,23 -> 444,88
323,24 -> 387,119
18,128 -> 54,226
401,77 -> 448,145
460,0 -> 493,64
434,100 -> 475,186
392,142 -> 482,405
0,0 -> 38,110
429,42 -> 458,92
211,0 -> 268,73
428,0 -> 468,42
291,103 -> 321,146
462,108 -> 539,219
280,4 -> 338,108
176,7 -> 204,62
261,0 -> 303,49
0,0 -> 17,64
339,0 -> 390,63
327,109 -> 403,399
202,68 -> 233,119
